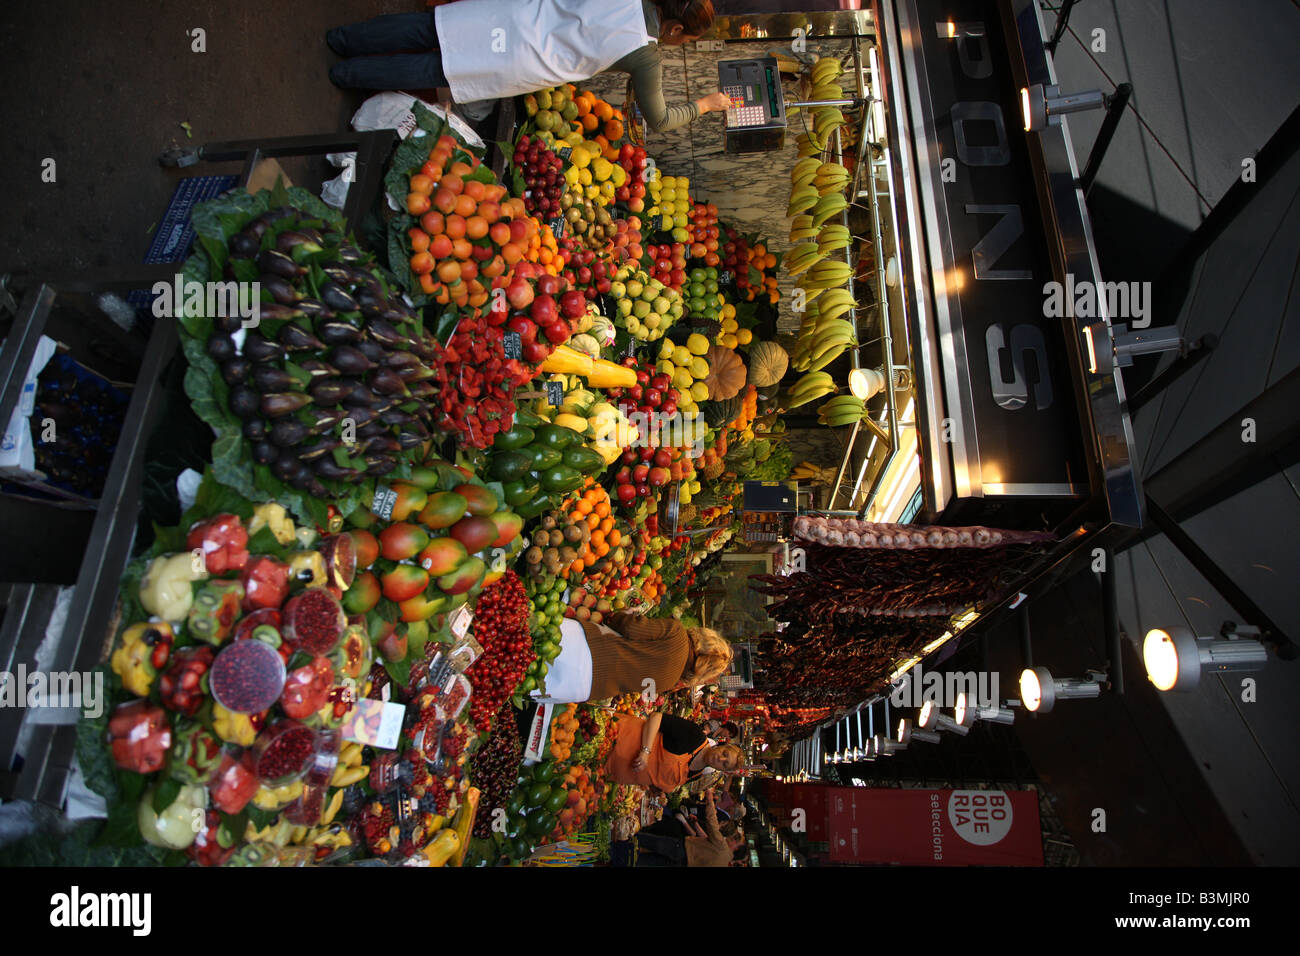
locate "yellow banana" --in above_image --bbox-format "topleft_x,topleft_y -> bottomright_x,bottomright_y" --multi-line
811,192 -> 848,228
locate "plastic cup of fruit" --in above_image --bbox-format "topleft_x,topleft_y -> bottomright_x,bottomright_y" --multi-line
209,637 -> 286,714
282,588 -> 347,656
251,719 -> 318,786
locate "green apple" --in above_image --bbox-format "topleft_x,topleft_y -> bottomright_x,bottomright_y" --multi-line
618,297 -> 633,316
610,280 -> 626,299
632,299 -> 651,319
653,296 -> 671,315
625,279 -> 643,299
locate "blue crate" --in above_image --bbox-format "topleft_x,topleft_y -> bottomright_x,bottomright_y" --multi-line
144,174 -> 238,264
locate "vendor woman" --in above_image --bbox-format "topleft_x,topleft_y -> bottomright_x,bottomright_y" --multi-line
534,611 -> 733,705
606,711 -> 744,791
326,1 -> 730,132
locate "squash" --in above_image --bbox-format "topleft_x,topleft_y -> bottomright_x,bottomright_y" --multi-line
747,340 -> 789,388
703,395 -> 742,428
540,346 -> 594,377
586,359 -> 637,389
568,333 -> 602,358
702,346 -> 747,400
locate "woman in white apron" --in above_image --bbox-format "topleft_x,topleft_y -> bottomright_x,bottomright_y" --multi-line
327,0 -> 730,132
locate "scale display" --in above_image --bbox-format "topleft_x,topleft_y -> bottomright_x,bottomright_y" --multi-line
720,57 -> 787,153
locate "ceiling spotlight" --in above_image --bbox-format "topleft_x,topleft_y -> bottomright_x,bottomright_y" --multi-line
873,734 -> 901,756
1020,83 -> 1106,132
918,700 -> 969,735
1143,625 -> 1269,692
898,718 -> 940,745
1019,666 -> 1103,713
954,691 -> 1017,726
849,367 -> 886,400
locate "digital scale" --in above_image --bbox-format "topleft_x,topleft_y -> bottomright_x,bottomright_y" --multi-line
720,57 -> 788,153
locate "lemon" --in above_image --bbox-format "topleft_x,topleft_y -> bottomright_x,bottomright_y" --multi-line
721,332 -> 739,349
736,328 -> 753,345
721,317 -> 738,333
686,333 -> 710,355
689,356 -> 709,379
657,359 -> 675,376
661,214 -> 674,230
690,381 -> 710,402
571,148 -> 592,169
673,367 -> 694,391
662,187 -> 676,202
659,340 -> 674,360
671,345 -> 691,367
578,167 -> 592,186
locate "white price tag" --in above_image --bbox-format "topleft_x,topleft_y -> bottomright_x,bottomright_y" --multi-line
450,605 -> 473,641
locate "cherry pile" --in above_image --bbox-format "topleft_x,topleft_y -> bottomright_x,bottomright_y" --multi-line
432,312 -> 534,448
513,135 -> 565,219
466,571 -> 534,732
470,703 -> 523,839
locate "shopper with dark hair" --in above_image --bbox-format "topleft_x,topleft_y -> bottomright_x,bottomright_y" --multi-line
635,790 -> 743,866
326,0 -> 728,132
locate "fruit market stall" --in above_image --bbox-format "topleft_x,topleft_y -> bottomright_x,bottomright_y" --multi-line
0,5 -> 1144,869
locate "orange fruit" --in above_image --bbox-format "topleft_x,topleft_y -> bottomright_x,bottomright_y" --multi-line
594,100 -> 613,122
409,251 -> 435,275
405,192 -> 431,216
604,119 -> 623,141
444,214 -> 467,239
581,113 -> 599,132
419,273 -> 438,295
454,193 -> 477,218
440,173 -> 464,196
408,228 -> 430,253
464,179 -> 486,202
433,188 -> 458,215
451,237 -> 472,260
449,161 -> 473,177
437,260 -> 461,283
420,210 -> 445,235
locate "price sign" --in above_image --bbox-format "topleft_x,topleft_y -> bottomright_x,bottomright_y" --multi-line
548,216 -> 566,238
557,146 -> 573,162
719,270 -> 733,287
625,337 -> 639,359
504,331 -> 522,359
546,380 -> 564,405
371,485 -> 398,519
450,605 -> 474,641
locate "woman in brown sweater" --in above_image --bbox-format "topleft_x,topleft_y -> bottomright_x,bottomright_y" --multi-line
530,611 -> 732,704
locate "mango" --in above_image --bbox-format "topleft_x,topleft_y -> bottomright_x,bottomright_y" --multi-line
342,570 -> 381,615
418,537 -> 469,577
437,557 -> 486,596
487,511 -> 524,549
455,483 -> 499,517
449,515 -> 498,554
418,491 -> 468,530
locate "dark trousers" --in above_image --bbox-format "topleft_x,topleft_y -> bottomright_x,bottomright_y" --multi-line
328,13 -> 447,90
635,831 -> 689,867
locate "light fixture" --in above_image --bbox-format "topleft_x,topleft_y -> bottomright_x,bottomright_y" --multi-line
848,366 -> 885,401
873,733 -> 900,756
1143,625 -> 1269,692
898,717 -> 940,745
1020,83 -> 1106,132
917,699 -> 969,736
954,691 -> 1016,726
1018,666 -> 1103,713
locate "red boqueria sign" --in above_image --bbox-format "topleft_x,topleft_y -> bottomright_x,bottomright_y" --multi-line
825,788 -> 1043,865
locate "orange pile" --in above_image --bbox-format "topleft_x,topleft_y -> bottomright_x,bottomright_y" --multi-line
550,763 -> 601,842
549,704 -> 580,761
745,243 -> 781,304
572,87 -> 626,163
566,479 -> 619,577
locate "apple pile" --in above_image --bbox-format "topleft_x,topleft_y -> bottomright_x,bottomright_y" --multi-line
556,240 -> 614,299
646,240 -> 687,293
512,134 -> 565,219
489,262 -> 577,365
613,142 -> 651,213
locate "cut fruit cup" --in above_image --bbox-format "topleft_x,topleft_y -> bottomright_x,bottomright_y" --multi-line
282,587 -> 348,656
209,637 -> 287,714
251,719 -> 318,786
